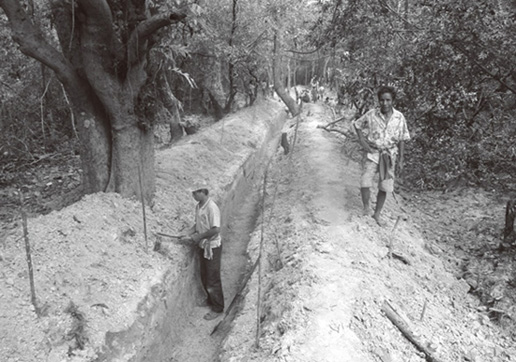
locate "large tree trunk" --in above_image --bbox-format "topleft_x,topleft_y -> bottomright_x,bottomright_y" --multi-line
75,109 -> 111,192
0,0 -> 186,202
110,111 -> 155,200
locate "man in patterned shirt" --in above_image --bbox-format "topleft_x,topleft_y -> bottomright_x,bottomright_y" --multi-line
180,184 -> 225,320
354,86 -> 410,226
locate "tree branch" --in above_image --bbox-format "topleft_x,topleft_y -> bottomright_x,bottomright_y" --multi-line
286,45 -> 325,55
376,0 -> 423,31
449,41 -> 516,95
245,29 -> 267,50
0,0 -> 76,85
73,0 -> 119,112
127,11 -> 187,65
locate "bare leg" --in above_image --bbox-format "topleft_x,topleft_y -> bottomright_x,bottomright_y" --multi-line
360,187 -> 371,215
373,190 -> 387,226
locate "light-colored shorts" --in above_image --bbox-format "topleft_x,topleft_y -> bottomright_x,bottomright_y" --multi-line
360,155 -> 396,192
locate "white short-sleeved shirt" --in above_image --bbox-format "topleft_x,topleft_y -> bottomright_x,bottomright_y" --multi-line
354,108 -> 410,155
195,198 -> 221,248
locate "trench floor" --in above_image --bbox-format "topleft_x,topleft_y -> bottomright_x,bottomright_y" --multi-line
166,181 -> 262,361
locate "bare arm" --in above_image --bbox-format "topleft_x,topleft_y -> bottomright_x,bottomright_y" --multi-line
355,127 -> 375,154
180,225 -> 220,243
192,227 -> 220,242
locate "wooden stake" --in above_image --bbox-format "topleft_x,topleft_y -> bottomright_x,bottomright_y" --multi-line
137,164 -> 148,252
21,207 -> 40,316
265,165 -> 283,269
255,168 -> 268,349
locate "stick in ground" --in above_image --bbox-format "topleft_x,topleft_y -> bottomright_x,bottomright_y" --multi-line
137,164 -> 148,251
21,207 -> 40,316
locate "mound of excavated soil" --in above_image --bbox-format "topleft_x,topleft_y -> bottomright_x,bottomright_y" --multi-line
0,99 -> 286,362
220,102 -> 516,362
2,97 -> 515,362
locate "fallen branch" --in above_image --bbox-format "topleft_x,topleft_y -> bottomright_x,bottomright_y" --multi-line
382,301 -> 443,362
325,115 -> 347,127
316,124 -> 348,137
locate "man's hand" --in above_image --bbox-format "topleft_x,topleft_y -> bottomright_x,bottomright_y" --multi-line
191,233 -> 202,243
360,140 -> 375,154
355,128 -> 375,154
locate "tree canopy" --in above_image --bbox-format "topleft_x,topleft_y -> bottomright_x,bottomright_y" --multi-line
1,0 -> 515,199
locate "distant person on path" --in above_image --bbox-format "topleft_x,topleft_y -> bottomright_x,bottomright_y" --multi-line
310,76 -> 320,102
353,86 -> 410,226
180,184 -> 225,320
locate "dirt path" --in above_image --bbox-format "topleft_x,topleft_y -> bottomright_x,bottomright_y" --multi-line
221,102 -> 516,361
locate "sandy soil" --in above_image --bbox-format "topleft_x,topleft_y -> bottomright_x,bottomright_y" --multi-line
0,99 -> 286,362
220,101 -> 516,362
1,96 -> 515,362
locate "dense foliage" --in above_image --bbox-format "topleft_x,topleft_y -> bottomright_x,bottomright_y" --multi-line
312,0 -> 516,191
1,0 -> 514,193
0,12 -> 76,173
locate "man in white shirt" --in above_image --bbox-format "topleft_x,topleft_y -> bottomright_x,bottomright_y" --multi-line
180,185 -> 224,320
354,86 -> 410,226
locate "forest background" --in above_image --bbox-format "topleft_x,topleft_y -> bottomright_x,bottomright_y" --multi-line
0,0 -> 515,217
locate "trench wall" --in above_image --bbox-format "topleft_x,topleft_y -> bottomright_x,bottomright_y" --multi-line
96,100 -> 287,361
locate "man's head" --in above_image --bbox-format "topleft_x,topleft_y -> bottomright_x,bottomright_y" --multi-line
192,188 -> 208,202
377,86 -> 396,115
191,182 -> 209,202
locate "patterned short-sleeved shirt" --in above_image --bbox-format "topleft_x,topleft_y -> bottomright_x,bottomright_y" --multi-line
195,198 -> 221,248
354,108 -> 410,155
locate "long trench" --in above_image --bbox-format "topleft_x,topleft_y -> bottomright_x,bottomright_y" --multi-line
126,108 -> 286,362
166,179 -> 264,361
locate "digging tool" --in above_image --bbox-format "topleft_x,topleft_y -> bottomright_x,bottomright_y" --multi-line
153,233 -> 183,251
